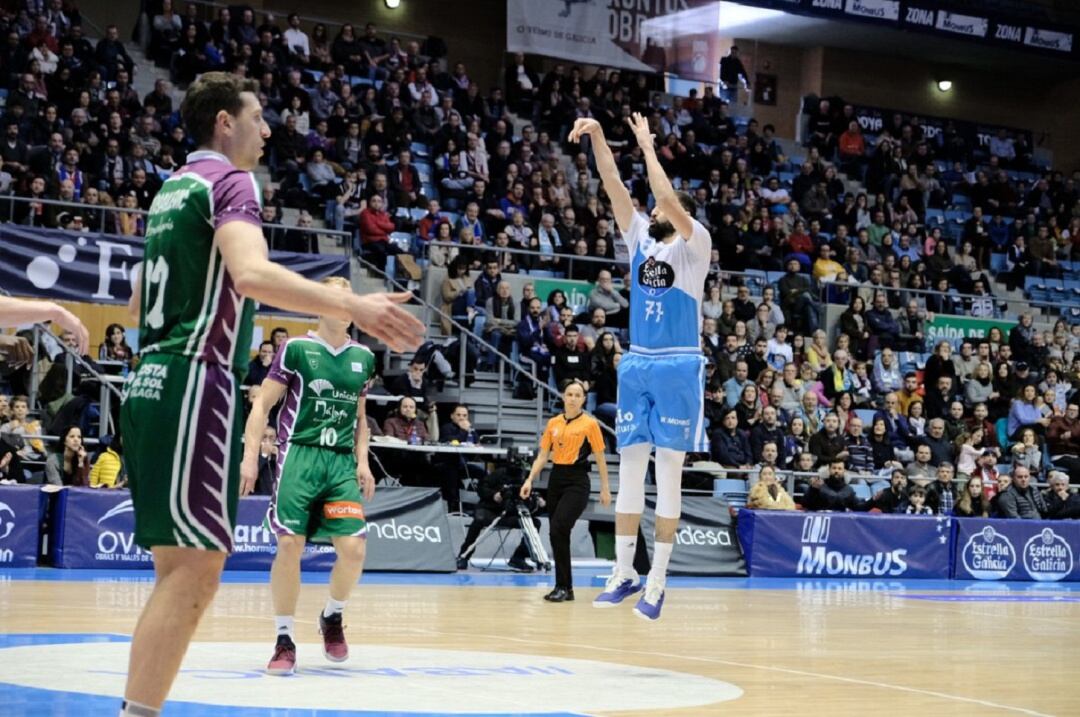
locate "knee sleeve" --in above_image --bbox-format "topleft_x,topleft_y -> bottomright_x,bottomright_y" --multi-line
654,447 -> 685,520
615,442 -> 650,515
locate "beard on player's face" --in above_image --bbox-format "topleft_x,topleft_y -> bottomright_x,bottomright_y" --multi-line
648,217 -> 675,240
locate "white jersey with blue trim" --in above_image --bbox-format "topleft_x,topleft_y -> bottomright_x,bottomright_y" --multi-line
623,211 -> 711,354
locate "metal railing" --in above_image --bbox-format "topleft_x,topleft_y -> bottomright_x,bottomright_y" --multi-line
818,278 -> 1079,314
2,194 -> 352,253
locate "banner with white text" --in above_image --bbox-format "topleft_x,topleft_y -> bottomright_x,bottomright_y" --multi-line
507,0 -> 721,81
0,225 -> 348,307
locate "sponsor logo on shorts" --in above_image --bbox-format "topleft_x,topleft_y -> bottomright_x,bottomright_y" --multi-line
324,501 -> 365,520
124,362 -> 168,402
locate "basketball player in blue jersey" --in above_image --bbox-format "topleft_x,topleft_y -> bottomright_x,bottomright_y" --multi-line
569,113 -> 710,620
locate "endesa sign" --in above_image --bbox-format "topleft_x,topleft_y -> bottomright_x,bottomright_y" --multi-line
51,487 -> 456,572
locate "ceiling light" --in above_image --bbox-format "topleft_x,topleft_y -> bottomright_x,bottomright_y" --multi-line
936,80 -> 953,92
385,0 -> 401,8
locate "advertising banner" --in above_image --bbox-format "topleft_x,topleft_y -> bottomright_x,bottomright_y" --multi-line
0,485 -> 42,568
726,0 -> 1079,60
923,315 -> 1016,353
0,225 -> 348,307
52,487 -> 457,572
953,518 -> 1080,582
640,497 -> 746,576
532,277 -> 595,315
506,0 -> 721,82
737,509 -> 952,579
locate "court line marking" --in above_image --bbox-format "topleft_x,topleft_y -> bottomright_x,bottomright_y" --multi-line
396,625 -> 1054,716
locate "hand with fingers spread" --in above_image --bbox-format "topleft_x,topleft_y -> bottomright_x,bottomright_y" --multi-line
626,112 -> 655,151
349,291 -> 427,353
567,118 -> 602,144
52,304 -> 91,356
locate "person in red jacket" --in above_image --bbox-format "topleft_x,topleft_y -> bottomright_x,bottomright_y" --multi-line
358,194 -> 399,270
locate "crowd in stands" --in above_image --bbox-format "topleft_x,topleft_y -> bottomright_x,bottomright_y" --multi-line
2,4 -> 1080,524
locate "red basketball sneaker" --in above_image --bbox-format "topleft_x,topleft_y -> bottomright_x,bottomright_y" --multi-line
319,611 -> 349,662
267,635 -> 296,676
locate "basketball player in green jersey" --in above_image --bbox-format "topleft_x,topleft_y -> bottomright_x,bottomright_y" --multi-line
240,276 -> 377,675
119,73 -> 425,717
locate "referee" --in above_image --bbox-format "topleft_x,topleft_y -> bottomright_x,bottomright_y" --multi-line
521,380 -> 611,602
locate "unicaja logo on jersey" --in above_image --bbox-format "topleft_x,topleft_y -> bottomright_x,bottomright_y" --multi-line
1023,528 -> 1073,581
309,379 -> 334,396
638,257 -> 675,297
961,526 -> 1016,579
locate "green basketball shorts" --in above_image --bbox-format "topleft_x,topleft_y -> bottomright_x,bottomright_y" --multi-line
119,353 -> 243,552
265,442 -> 367,543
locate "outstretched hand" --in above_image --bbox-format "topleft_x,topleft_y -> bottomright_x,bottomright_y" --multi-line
627,112 -> 654,150
351,292 -> 426,354
567,118 -> 602,144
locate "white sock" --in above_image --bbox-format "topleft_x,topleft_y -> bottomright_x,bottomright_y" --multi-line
323,597 -> 347,618
275,616 -> 294,640
648,542 -> 673,585
615,535 -> 637,577
119,700 -> 160,717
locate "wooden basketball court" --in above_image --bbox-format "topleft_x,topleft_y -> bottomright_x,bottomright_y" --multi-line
1,570 -> 1077,716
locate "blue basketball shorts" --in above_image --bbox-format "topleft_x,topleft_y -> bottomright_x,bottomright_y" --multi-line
615,352 -> 709,453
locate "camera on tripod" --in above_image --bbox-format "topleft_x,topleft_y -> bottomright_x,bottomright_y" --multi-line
498,445 -> 536,508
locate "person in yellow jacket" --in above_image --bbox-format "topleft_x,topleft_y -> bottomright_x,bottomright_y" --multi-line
747,465 -> 795,510
89,439 -> 123,488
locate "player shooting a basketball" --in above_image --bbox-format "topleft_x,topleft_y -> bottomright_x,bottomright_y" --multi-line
568,113 -> 710,620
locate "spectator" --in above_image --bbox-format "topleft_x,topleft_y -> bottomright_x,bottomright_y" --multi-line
1009,427 -> 1043,475
953,475 -> 991,518
587,270 -> 628,326
871,469 -> 909,513
89,435 -> 123,489
1008,384 -> 1049,440
996,466 -> 1046,519
383,396 -> 437,443
1043,471 -> 1080,520
710,407 -> 752,469
389,359 -> 435,408
904,486 -> 933,515
246,340 -> 275,387
808,412 -> 847,466
44,425 -> 89,486
844,416 -> 874,475
552,326 -> 591,390
516,297 -> 552,396
1047,402 -> 1080,482
804,459 -> 865,512
483,281 -> 517,362
747,465 -> 795,510
926,462 -> 957,515
357,194 -> 400,269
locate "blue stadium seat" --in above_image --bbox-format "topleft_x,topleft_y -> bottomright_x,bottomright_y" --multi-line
852,483 -> 872,501
765,270 -> 786,287
854,408 -> 876,427
989,253 -> 1007,274
713,478 -> 747,498
410,141 -> 431,158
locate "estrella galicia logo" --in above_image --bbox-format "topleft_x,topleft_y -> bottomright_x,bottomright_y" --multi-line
961,526 -> 1016,580
637,257 -> 675,297
1022,528 -> 1074,582
0,501 -> 15,540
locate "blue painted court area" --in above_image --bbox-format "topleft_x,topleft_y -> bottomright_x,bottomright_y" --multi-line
5,567 -> 1080,593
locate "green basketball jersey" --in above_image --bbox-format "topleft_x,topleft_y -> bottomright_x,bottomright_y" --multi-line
137,150 -> 261,377
267,332 -> 376,451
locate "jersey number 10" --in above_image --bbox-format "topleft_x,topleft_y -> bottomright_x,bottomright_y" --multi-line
319,427 -> 338,447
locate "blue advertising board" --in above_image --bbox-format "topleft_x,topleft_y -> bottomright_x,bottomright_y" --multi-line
737,509 -> 952,579
0,485 -> 42,567
51,487 -> 455,572
953,519 -> 1080,582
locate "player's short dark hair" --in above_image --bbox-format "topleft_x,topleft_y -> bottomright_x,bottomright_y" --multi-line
181,71 -> 259,147
674,190 -> 696,216
271,327 -> 288,337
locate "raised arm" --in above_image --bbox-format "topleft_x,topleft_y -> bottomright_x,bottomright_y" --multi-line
626,112 -> 698,245
568,118 -> 634,234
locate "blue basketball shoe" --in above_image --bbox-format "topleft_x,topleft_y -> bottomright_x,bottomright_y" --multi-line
592,571 -> 642,608
633,577 -> 665,621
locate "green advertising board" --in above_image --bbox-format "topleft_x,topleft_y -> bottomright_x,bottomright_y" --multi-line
924,315 -> 1016,352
